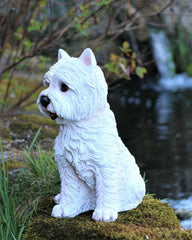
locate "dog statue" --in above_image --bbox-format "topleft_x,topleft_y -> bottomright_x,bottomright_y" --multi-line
37,48 -> 145,222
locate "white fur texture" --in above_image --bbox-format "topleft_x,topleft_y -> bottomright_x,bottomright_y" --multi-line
37,48 -> 145,222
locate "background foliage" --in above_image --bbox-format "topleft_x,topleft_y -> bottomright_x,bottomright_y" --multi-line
0,0 -> 175,114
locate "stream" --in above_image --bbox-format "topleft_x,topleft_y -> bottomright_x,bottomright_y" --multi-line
108,30 -> 192,229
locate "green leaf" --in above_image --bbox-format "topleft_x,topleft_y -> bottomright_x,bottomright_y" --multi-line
119,57 -> 126,66
40,0 -> 47,7
104,63 -> 116,72
14,26 -> 23,40
74,24 -> 81,30
42,19 -> 49,31
18,86 -> 27,92
135,67 -> 147,78
123,41 -> 130,50
28,20 -> 41,32
82,22 -> 89,30
81,29 -> 88,36
155,6 -> 160,12
110,53 -> 118,61
132,52 -> 137,59
2,72 -> 10,80
23,38 -> 34,51
0,99 -> 5,106
79,4 -> 84,12
17,64 -> 23,70
97,0 -> 112,6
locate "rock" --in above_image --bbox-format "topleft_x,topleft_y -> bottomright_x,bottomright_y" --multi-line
180,219 -> 192,230
0,114 -> 57,152
175,209 -> 192,220
167,197 -> 192,220
22,195 -> 192,240
166,197 -> 192,230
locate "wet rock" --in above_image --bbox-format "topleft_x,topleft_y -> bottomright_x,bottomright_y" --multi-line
175,209 -> 192,220
165,197 -> 192,230
180,219 -> 192,230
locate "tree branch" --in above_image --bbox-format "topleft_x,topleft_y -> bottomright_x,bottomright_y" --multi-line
7,82 -> 42,113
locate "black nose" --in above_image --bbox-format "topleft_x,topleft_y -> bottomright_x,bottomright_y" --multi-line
40,95 -> 50,108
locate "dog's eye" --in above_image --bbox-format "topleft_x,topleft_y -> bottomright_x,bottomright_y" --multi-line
61,83 -> 69,92
43,80 -> 49,88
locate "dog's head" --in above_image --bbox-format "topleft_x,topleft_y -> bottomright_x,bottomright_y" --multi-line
37,48 -> 108,124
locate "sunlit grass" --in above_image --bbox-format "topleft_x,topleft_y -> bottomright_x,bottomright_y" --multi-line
0,139 -> 25,240
23,128 -> 60,196
0,129 -> 60,239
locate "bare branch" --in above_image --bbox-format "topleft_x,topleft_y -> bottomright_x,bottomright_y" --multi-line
7,82 -> 42,113
158,0 -> 175,15
1,53 -> 37,75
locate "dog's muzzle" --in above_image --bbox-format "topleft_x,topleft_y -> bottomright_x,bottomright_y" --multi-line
40,95 -> 58,120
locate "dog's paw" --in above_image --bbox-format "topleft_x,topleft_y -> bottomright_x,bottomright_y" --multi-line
92,207 -> 118,222
52,204 -> 65,218
51,204 -> 77,218
53,193 -> 61,204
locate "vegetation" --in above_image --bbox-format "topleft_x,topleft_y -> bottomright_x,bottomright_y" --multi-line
2,0 -> 192,239
22,196 -> 192,240
104,41 -> 147,82
0,128 -> 59,240
0,0 -> 175,114
170,24 -> 192,76
0,128 -> 192,239
0,139 -> 24,240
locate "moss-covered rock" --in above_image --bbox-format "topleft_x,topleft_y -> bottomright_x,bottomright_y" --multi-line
9,114 -> 58,140
22,195 -> 192,240
1,114 -> 58,153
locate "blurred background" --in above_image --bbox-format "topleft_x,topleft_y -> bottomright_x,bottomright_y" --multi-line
1,0 -> 192,229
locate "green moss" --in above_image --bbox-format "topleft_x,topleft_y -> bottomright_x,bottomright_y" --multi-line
0,123 -> 11,140
22,195 -> 192,240
9,114 -> 58,140
2,159 -> 25,170
19,114 -> 55,126
117,195 -> 179,228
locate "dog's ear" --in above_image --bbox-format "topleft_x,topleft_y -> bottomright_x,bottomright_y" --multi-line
79,48 -> 97,66
58,49 -> 70,61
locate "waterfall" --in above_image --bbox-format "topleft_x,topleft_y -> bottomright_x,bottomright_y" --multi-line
150,30 -> 176,78
150,29 -> 192,91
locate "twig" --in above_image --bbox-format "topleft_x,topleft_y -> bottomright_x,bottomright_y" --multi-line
7,82 -> 42,113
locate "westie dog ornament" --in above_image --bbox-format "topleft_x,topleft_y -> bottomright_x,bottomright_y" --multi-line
37,48 -> 145,222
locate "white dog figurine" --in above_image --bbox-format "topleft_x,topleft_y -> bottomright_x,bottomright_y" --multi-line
37,48 -> 145,222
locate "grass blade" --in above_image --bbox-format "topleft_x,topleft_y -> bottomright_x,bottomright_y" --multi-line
29,127 -> 41,152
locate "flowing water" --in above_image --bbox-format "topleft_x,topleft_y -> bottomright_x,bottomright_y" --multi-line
108,30 -> 192,229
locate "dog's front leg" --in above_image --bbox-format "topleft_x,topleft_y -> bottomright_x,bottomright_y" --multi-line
92,167 -> 119,222
52,161 -> 82,218
52,160 -> 93,218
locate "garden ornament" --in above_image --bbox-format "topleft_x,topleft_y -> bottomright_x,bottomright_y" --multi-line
37,48 -> 145,222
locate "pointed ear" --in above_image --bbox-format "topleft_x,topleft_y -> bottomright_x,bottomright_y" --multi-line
58,49 -> 70,61
79,48 -> 97,66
